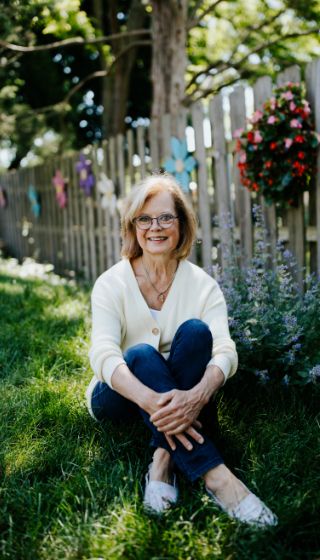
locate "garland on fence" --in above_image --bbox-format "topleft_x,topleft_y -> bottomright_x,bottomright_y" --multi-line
164,137 -> 197,192
97,173 -> 117,214
28,185 -> 41,218
76,153 -> 95,196
52,169 -> 68,209
235,82 -> 320,207
0,187 -> 7,209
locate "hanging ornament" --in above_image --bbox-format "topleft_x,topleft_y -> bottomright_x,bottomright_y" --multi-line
75,153 -> 95,196
52,169 -> 68,209
28,185 -> 41,218
0,187 -> 7,209
164,137 -> 197,192
97,173 -> 117,215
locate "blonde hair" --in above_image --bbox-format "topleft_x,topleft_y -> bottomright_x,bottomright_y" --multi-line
120,173 -> 197,260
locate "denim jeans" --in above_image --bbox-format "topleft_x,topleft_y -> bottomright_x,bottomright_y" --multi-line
91,319 -> 224,481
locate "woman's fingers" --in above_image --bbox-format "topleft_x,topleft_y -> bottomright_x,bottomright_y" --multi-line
175,433 -> 193,451
193,419 -> 202,429
185,426 -> 204,444
164,433 -> 176,451
156,390 -> 175,407
150,403 -> 175,423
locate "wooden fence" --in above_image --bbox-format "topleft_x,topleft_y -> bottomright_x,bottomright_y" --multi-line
0,61 -> 320,286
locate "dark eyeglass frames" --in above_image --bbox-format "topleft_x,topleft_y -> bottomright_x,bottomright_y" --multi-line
132,213 -> 178,230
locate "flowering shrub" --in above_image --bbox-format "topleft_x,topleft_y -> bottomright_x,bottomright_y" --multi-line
235,82 -> 320,207
216,206 -> 320,387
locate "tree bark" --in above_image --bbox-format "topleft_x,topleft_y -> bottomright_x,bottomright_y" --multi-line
151,0 -> 188,158
102,0 -> 147,137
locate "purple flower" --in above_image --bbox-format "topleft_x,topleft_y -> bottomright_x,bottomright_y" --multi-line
307,365 -> 320,384
76,153 -> 95,196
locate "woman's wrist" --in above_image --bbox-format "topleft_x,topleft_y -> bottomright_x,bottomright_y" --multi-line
191,365 -> 225,405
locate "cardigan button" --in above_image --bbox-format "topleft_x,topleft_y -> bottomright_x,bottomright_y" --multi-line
152,327 -> 160,335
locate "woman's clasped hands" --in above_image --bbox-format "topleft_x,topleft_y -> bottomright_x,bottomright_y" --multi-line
148,388 -> 206,451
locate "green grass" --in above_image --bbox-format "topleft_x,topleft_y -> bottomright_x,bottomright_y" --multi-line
0,260 -> 319,559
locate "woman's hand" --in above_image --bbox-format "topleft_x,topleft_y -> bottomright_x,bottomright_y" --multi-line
142,389 -> 204,451
150,388 -> 206,436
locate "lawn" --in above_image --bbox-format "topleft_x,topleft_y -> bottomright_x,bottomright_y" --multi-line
0,259 -> 319,560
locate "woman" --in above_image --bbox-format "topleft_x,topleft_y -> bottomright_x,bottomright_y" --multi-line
86,173 -> 277,526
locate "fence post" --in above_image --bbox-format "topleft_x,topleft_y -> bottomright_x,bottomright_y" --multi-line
191,102 -> 213,271
306,58 -> 320,279
229,85 -> 253,268
277,65 -> 304,289
209,93 -> 234,273
253,76 -> 277,269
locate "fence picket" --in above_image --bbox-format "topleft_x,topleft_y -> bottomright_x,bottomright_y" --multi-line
229,86 -> 253,268
253,76 -> 277,268
191,102 -> 213,270
209,94 -> 234,273
306,58 -> 320,278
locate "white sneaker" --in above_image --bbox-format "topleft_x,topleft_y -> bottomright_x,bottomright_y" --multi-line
206,483 -> 278,527
143,464 -> 178,514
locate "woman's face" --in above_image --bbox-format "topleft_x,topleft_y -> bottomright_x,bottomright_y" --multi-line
134,191 -> 180,258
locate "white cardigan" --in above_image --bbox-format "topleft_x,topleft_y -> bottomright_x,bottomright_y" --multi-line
86,258 -> 238,410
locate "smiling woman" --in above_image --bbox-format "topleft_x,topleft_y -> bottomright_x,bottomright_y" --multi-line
86,172 -> 277,526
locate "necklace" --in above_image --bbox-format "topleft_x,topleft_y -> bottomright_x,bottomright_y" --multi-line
141,258 -> 178,303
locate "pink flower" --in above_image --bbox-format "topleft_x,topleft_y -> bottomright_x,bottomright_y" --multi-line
239,151 -> 247,163
282,91 -> 294,101
267,116 -> 278,124
284,138 -> 293,149
251,110 -> 263,124
289,101 -> 296,111
253,130 -> 263,143
233,128 -> 244,139
270,97 -> 277,110
303,101 -> 311,115
290,119 -> 302,129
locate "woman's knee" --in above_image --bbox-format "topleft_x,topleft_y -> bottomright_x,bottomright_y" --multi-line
124,343 -> 158,366
177,319 -> 213,346
124,344 -> 172,389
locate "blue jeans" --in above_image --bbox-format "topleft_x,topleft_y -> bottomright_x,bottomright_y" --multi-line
91,319 -> 224,481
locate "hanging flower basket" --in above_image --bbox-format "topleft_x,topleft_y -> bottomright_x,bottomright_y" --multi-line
235,82 -> 320,208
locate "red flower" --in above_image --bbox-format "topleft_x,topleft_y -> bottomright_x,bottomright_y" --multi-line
252,182 -> 259,191
294,135 -> 304,143
247,131 -> 254,143
265,161 -> 272,168
298,151 -> 305,159
270,142 -> 277,150
268,179 -> 273,186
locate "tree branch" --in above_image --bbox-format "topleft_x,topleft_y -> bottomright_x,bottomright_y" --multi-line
188,0 -> 225,29
12,40 -> 152,121
0,29 -> 151,53
185,75 -> 241,105
186,27 -> 319,91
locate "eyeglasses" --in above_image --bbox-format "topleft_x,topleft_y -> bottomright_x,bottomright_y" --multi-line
132,213 -> 178,230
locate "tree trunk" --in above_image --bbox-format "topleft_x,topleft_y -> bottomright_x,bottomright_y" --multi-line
102,0 -> 147,137
151,0 -> 188,158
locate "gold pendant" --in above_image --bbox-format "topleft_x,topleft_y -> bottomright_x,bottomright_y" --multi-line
158,293 -> 165,303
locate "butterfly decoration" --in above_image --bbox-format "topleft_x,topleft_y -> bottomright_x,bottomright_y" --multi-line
164,137 -> 197,192
52,169 -> 68,209
28,185 -> 41,218
97,173 -> 117,215
0,187 -> 7,209
75,153 -> 95,196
